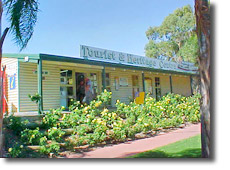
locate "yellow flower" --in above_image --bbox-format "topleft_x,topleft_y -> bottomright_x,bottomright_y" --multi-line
144,123 -> 149,127
138,118 -> 142,122
112,113 -> 117,118
101,108 -> 109,115
95,102 -> 100,108
62,114 -> 66,119
8,148 -> 12,152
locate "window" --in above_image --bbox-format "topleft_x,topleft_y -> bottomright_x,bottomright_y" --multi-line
132,75 -> 139,87
105,73 -> 111,92
105,73 -> 110,87
89,73 -> 98,96
67,87 -> 73,96
155,77 -> 161,100
60,69 -> 73,85
60,69 -> 74,109
144,78 -> 153,94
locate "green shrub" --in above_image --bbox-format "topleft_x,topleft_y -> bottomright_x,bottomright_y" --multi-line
7,143 -> 25,158
5,115 -> 29,135
39,141 -> 60,155
28,93 -> 41,104
6,91 -> 201,157
46,127 -> 65,142
21,127 -> 43,145
42,107 -> 64,128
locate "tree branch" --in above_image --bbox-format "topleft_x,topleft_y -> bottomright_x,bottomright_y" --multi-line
0,28 -> 10,48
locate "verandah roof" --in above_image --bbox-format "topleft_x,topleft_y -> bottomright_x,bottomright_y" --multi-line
3,53 -> 199,76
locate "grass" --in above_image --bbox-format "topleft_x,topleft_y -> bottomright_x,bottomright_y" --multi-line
128,135 -> 201,158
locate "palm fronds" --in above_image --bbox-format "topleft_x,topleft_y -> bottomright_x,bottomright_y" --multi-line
3,0 -> 39,50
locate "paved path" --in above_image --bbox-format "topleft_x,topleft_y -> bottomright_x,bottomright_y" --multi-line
67,123 -> 201,158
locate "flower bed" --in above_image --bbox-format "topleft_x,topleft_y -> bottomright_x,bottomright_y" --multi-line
4,90 -> 201,158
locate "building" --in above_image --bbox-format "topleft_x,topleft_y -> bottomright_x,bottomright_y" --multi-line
2,45 -> 198,114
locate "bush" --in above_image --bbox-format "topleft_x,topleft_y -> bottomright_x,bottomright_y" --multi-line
5,115 -> 29,135
39,141 -> 60,155
21,127 -> 44,145
42,107 -> 64,128
5,91 -> 201,157
7,143 -> 25,158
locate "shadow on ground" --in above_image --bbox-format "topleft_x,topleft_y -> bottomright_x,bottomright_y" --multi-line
127,148 -> 201,158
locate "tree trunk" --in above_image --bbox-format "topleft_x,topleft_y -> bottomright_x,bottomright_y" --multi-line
0,0 -> 3,158
195,0 -> 210,158
0,0 -> 9,157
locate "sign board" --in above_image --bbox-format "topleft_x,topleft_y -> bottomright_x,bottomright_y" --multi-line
7,63 -> 17,90
9,74 -> 16,90
119,77 -> 128,86
7,63 -> 17,76
80,45 -> 198,74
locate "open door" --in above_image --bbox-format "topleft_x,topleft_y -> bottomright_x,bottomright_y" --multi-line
75,72 -> 85,104
132,75 -> 140,99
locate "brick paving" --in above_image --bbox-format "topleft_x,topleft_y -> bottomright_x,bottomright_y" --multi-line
67,123 -> 201,158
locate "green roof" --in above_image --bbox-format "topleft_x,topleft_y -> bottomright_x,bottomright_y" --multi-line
3,53 -> 40,60
3,53 -> 198,76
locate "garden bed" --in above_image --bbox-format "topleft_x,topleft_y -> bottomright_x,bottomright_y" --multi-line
4,90 -> 201,158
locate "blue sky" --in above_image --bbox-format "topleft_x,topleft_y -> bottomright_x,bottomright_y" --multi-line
2,0 -> 194,57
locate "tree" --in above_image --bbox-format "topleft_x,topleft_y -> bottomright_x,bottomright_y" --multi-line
195,0 -> 210,158
0,0 -> 39,157
145,5 -> 198,64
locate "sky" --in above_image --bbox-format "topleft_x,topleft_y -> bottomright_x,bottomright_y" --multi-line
2,0 -> 194,57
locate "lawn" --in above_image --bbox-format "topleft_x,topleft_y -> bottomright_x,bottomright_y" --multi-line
128,135 -> 201,158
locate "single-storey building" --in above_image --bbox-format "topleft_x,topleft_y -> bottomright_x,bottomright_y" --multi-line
2,45 -> 198,114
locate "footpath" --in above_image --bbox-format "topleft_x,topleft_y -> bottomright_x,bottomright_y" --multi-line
67,123 -> 201,158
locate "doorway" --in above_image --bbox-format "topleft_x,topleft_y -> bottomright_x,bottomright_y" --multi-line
75,72 -> 85,103
132,75 -> 140,99
144,77 -> 153,95
60,69 -> 74,109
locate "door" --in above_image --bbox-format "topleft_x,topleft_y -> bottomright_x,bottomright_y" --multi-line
60,86 -> 67,108
60,69 -> 74,109
132,75 -> 140,99
75,72 -> 85,103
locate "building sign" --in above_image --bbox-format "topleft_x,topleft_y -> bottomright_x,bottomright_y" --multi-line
7,63 -> 17,76
7,63 -> 17,90
80,45 -> 198,74
9,74 -> 16,90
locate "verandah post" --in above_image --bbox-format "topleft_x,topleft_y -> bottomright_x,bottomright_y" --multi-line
37,58 -> 43,114
142,72 -> 145,93
169,75 -> 173,93
190,75 -> 193,95
102,65 -> 106,91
